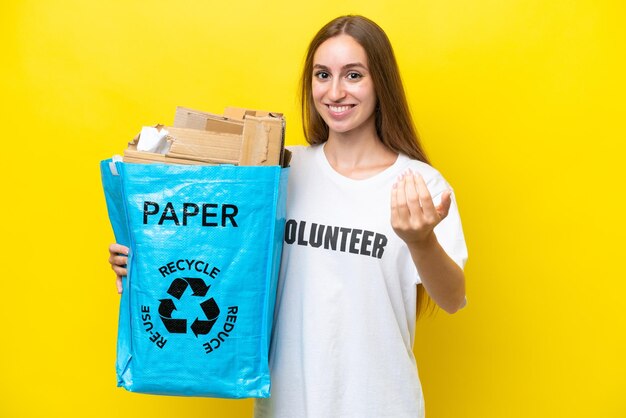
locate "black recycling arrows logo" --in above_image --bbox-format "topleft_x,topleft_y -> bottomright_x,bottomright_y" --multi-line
158,277 -> 220,337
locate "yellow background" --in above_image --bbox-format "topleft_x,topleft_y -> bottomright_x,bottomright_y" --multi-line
1,0 -> 624,417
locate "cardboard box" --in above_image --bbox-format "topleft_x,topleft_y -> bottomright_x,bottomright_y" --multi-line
124,106 -> 289,167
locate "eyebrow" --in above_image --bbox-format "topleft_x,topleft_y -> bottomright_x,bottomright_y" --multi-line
313,63 -> 368,71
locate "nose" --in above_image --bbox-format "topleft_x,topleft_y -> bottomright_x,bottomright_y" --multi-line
328,78 -> 346,102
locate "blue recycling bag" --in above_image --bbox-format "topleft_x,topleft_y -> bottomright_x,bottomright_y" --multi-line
101,158 -> 288,398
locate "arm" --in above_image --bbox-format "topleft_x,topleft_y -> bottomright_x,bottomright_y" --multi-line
391,170 -> 466,314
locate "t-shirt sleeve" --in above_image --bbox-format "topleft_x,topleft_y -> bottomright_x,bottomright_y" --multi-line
421,166 -> 469,271
432,189 -> 468,271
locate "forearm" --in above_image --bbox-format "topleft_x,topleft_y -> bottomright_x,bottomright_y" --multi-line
407,233 -> 466,314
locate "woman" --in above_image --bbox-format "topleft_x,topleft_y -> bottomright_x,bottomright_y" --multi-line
109,15 -> 467,418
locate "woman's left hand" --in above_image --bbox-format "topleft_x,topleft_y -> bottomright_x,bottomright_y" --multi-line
391,170 -> 452,246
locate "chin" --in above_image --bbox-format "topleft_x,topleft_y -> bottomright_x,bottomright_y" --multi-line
324,116 -> 374,137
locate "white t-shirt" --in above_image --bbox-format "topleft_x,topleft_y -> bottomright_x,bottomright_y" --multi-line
254,144 -> 468,418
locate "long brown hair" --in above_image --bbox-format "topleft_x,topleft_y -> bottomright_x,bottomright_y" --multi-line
301,15 -> 435,317
301,15 -> 430,165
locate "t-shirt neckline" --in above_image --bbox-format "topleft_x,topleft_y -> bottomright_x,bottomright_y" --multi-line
315,142 -> 410,187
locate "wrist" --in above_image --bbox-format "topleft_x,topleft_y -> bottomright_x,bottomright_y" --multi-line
406,231 -> 438,252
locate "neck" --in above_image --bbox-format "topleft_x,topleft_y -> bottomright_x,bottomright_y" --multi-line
323,124 -> 398,180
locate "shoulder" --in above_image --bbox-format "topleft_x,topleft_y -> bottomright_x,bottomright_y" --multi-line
286,144 -> 315,157
285,144 -> 318,166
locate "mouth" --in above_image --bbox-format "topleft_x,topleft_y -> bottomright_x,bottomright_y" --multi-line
326,104 -> 355,115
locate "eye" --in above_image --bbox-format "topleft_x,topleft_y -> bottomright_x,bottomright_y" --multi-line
314,71 -> 330,80
346,72 -> 363,80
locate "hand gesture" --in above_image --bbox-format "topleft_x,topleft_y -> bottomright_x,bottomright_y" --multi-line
391,170 -> 452,246
108,243 -> 129,294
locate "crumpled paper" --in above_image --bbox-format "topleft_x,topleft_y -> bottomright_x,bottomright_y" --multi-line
137,126 -> 171,154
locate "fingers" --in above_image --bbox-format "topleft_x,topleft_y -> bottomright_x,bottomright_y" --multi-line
109,243 -> 128,294
391,169 -> 452,244
109,252 -> 128,276
394,170 -> 433,218
111,262 -> 127,275
109,254 -> 128,267
404,171 -> 451,224
391,171 -> 416,234
391,169 -> 422,215
403,171 -> 423,217
109,243 -> 128,270
394,172 -> 410,220
391,170 -> 422,225
413,174 -> 435,219
109,243 -> 129,256
436,190 -> 452,220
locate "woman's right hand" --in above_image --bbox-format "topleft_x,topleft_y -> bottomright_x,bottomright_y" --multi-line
109,243 -> 129,294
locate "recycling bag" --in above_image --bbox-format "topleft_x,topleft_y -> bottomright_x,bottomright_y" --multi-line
100,159 -> 289,398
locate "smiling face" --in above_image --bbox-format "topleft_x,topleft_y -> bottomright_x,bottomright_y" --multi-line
311,34 -> 378,139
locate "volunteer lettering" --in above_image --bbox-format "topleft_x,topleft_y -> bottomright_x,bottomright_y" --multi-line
284,219 -> 388,259
143,201 -> 239,227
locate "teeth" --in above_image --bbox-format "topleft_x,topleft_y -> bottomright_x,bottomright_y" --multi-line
329,105 -> 351,113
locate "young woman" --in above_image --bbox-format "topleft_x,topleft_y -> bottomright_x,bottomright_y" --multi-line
109,15 -> 467,418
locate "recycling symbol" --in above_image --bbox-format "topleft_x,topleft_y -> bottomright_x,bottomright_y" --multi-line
158,277 -> 220,337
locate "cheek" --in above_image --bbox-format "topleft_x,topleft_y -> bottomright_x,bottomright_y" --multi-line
354,83 -> 376,104
311,83 -> 327,114
311,81 -> 325,102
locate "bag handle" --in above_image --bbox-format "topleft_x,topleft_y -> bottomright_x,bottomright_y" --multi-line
109,155 -> 123,176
